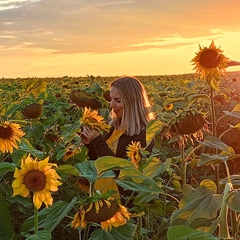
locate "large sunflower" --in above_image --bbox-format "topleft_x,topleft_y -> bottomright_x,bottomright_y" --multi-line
191,40 -> 229,90
0,121 -> 25,153
80,107 -> 111,132
126,141 -> 142,169
71,196 -> 130,231
12,155 -> 62,209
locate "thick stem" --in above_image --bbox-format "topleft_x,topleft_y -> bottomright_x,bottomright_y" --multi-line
218,182 -> 232,238
210,87 -> 220,193
34,206 -> 38,233
180,138 -> 186,186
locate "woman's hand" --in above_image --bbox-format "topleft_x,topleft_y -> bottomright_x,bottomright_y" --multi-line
80,126 -> 100,144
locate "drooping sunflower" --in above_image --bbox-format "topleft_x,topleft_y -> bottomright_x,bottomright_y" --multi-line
22,103 -> 43,119
12,154 -> 62,209
71,196 -> 130,231
191,40 -> 230,90
70,89 -> 102,109
101,203 -> 131,231
80,107 -> 111,132
0,121 -> 25,153
74,176 -> 90,194
169,110 -> 208,137
126,141 -> 142,168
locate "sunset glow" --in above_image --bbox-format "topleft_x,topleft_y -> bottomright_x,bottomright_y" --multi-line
0,0 -> 240,78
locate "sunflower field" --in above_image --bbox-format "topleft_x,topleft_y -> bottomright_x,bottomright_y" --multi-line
1,42 -> 240,240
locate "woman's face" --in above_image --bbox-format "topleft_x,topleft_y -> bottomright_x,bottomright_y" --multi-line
109,86 -> 124,119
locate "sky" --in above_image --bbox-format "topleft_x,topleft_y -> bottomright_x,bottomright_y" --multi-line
0,0 -> 240,78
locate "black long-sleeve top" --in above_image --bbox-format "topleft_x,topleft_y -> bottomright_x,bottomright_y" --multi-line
85,126 -> 154,160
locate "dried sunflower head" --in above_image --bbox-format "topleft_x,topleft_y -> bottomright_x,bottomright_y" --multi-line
169,110 -> 208,136
22,103 -> 43,119
70,89 -> 102,109
71,196 -> 130,231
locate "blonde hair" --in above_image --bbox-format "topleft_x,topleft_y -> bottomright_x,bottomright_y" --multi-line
109,76 -> 155,136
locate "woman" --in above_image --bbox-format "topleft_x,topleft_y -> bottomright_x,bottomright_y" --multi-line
81,76 -> 155,204
81,76 -> 155,159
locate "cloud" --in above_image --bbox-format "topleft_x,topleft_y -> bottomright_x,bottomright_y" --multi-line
0,0 -> 240,56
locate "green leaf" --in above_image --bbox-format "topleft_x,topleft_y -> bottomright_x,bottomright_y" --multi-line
56,149 -> 68,161
163,97 -> 185,105
186,93 -> 210,103
94,156 -> 135,175
0,194 -> 15,240
0,162 -> 15,175
11,150 -> 27,164
209,77 -> 220,91
25,124 -> 44,142
190,218 -> 218,234
22,79 -> 47,99
171,185 -> 222,226
26,230 -> 51,240
44,198 -> 77,232
56,164 -> 79,176
198,153 -> 228,166
198,136 -> 231,152
226,189 -> 240,212
117,168 -> 161,193
167,225 -> 217,240
133,191 -> 158,204
75,161 -> 98,183
222,111 -> 240,118
143,157 -> 172,178
146,119 -> 164,146
21,208 -> 49,233
19,137 -> 45,158
91,220 -> 135,240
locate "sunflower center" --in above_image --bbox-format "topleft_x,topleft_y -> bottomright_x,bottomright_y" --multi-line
200,49 -> 220,68
0,126 -> 13,139
24,170 -> 46,191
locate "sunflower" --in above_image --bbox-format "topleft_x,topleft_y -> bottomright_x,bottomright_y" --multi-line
101,204 -> 130,231
0,121 -> 25,153
22,103 -> 43,119
164,103 -> 174,111
126,141 -> 142,168
169,110 -> 207,136
191,40 -> 229,90
71,196 -> 130,231
12,154 -> 62,209
80,107 -> 111,132
70,89 -> 102,109
74,176 -> 90,194
63,148 -> 81,162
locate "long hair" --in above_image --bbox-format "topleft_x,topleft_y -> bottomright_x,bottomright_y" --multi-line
109,76 -> 155,136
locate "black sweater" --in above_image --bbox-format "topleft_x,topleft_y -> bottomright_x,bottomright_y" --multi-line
85,126 -> 154,160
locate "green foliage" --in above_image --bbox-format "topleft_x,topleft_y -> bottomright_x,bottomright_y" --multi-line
1,72 -> 240,239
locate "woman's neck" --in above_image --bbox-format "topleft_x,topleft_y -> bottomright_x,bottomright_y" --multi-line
115,119 -> 122,130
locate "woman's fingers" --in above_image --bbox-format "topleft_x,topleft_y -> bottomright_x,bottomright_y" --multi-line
81,126 -> 100,144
